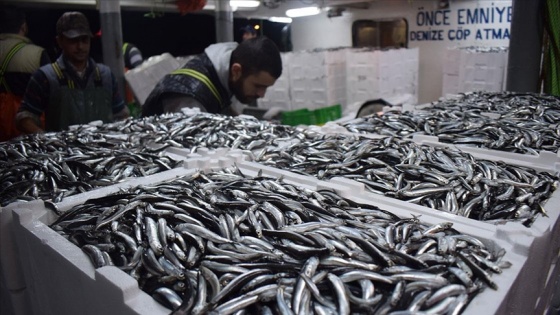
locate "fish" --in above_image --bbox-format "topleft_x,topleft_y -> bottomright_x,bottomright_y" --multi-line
49,166 -> 511,314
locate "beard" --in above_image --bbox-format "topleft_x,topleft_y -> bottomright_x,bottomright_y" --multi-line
230,78 -> 255,104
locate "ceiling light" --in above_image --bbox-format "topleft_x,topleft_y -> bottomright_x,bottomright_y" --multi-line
230,0 -> 260,8
286,6 -> 321,18
269,17 -> 293,23
203,1 -> 260,10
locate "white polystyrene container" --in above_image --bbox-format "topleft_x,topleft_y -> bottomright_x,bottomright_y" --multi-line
6,153 -> 534,315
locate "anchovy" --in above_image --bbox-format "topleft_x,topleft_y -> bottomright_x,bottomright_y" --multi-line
48,167 -> 511,314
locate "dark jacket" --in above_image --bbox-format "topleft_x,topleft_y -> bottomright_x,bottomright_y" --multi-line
18,56 -> 126,132
142,53 -> 231,117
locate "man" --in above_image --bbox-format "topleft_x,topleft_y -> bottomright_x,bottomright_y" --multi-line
122,42 -> 143,116
16,11 -> 129,134
122,42 -> 143,70
0,6 -> 50,141
141,36 -> 282,117
241,25 -> 257,42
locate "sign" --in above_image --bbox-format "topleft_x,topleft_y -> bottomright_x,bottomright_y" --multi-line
410,2 -> 512,42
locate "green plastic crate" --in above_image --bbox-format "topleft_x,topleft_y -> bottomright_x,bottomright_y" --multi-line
314,104 -> 342,125
281,108 -> 316,126
281,104 -> 342,126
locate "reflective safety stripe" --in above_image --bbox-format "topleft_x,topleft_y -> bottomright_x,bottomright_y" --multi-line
52,62 -> 99,89
51,62 -> 75,89
94,66 -> 102,87
122,42 -> 129,55
0,42 -> 27,92
171,68 -> 222,105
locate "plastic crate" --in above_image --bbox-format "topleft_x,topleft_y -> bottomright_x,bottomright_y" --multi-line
314,104 -> 342,125
281,108 -> 316,126
281,105 -> 342,126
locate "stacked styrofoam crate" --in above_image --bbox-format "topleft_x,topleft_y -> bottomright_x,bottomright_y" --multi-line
124,53 -> 181,106
378,48 -> 419,101
5,149 -> 532,315
288,48 -> 347,110
257,52 -> 292,110
345,48 -> 380,106
442,47 -> 508,96
346,47 -> 419,106
399,47 -> 419,102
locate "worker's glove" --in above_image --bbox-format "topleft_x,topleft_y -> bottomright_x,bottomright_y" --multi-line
262,107 -> 283,120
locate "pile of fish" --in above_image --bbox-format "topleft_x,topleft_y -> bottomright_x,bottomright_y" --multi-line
2,109 -> 557,227
341,92 -> 560,154
50,166 -> 510,314
254,134 -> 558,226
0,127 -> 181,206
0,112 -> 306,207
98,112 -> 299,152
430,91 -> 560,121
454,47 -> 508,53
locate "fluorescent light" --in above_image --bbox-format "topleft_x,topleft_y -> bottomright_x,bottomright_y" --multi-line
286,6 -> 321,18
230,1 -> 260,8
203,1 -> 260,10
269,16 -> 293,23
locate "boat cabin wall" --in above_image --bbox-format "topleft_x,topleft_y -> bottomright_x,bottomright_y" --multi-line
290,0 -> 512,104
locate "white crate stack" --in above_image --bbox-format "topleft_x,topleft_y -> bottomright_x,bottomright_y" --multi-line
346,47 -> 419,106
124,53 -> 182,106
345,48 -> 379,106
288,48 -> 347,110
442,46 -> 508,96
257,52 -> 292,110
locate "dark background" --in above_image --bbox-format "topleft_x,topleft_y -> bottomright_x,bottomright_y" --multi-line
21,7 -> 290,64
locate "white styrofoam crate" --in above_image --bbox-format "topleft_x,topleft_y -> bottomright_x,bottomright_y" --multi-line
485,82 -> 504,92
334,172 -> 558,311
308,76 -> 345,90
348,77 -> 379,94
444,48 -> 462,75
264,88 -> 290,100
0,206 -> 26,293
124,53 -> 181,106
235,160 -> 531,315
346,89 -> 379,105
7,152 -> 245,315
347,64 -> 378,78
442,48 -> 508,97
0,144 -> 190,297
535,250 -> 560,314
258,98 -> 291,110
291,99 -> 309,110
5,149 -> 534,315
0,283 -> 31,315
412,134 -> 560,173
12,205 -> 170,315
346,48 -> 379,65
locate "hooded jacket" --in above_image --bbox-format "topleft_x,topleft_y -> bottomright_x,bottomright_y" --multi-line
142,42 -> 237,117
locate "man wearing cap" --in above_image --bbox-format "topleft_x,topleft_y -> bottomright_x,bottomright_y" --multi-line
241,25 -> 257,42
16,11 -> 129,134
0,5 -> 50,141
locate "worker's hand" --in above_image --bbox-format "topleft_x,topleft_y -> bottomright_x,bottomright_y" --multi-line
262,107 -> 283,120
